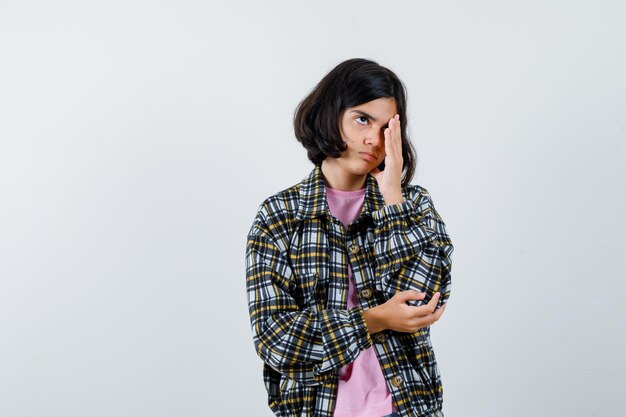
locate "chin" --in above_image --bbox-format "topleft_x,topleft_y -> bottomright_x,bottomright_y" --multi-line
350,161 -> 377,175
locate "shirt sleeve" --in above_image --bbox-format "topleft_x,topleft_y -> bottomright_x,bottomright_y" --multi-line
370,186 -> 454,308
245,211 -> 374,387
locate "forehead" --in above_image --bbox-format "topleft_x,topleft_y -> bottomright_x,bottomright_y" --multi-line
345,97 -> 397,122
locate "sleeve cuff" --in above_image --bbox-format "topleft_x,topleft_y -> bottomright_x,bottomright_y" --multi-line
371,200 -> 440,249
349,306 -> 373,351
371,200 -> 414,228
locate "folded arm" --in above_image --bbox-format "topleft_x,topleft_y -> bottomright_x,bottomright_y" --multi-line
370,186 -> 454,308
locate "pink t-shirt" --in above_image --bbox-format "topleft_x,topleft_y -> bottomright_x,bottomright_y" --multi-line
325,185 -> 397,417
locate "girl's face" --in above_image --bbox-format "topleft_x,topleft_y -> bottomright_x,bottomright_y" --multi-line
337,97 -> 398,175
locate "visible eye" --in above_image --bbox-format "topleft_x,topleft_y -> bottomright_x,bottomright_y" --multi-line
355,116 -> 369,125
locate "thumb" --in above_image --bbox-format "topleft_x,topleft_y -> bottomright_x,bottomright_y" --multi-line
396,290 -> 425,302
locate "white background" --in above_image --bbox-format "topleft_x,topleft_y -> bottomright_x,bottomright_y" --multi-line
1,1 -> 625,416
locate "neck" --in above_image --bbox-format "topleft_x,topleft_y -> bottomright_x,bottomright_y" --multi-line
320,159 -> 367,191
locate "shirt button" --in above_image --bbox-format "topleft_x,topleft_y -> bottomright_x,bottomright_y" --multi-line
374,333 -> 386,343
348,243 -> 360,254
359,288 -> 373,299
390,375 -> 404,387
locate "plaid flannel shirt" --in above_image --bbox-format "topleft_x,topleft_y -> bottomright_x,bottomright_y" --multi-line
245,165 -> 454,417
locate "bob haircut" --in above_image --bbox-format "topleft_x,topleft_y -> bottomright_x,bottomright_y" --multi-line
293,58 -> 417,187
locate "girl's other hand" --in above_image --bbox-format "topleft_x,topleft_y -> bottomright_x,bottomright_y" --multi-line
363,290 -> 446,334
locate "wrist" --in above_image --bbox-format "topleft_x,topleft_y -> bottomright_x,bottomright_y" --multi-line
384,197 -> 404,205
381,190 -> 404,206
362,305 -> 387,334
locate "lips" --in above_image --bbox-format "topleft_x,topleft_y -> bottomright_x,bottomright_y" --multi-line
360,152 -> 377,161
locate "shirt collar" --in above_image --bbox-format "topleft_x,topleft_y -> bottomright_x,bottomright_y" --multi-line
296,164 -> 387,222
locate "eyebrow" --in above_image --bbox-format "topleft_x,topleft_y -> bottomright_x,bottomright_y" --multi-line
351,110 -> 377,122
350,110 -> 390,127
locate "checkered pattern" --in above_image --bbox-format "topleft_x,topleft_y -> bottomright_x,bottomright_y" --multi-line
245,165 -> 454,417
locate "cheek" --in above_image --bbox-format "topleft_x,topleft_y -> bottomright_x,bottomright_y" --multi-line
340,130 -> 353,143
342,123 -> 361,140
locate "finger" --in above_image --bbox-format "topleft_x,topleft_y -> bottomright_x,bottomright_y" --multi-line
428,304 -> 445,324
384,126 -> 392,156
426,292 -> 441,312
434,303 -> 446,320
410,293 -> 440,316
398,289 -> 425,302
415,314 -> 437,330
429,292 -> 441,304
393,114 -> 402,156
388,117 -> 399,156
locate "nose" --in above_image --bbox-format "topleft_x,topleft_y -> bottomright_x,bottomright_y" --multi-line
365,128 -> 384,149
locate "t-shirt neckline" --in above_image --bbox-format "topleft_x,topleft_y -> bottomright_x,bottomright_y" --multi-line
325,186 -> 366,196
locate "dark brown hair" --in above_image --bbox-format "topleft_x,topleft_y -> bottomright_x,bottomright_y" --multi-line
293,58 -> 417,187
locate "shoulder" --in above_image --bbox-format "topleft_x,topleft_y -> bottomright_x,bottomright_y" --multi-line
248,180 -> 302,240
256,182 -> 301,223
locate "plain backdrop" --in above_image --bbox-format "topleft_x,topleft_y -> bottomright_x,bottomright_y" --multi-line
1,1 -> 625,416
